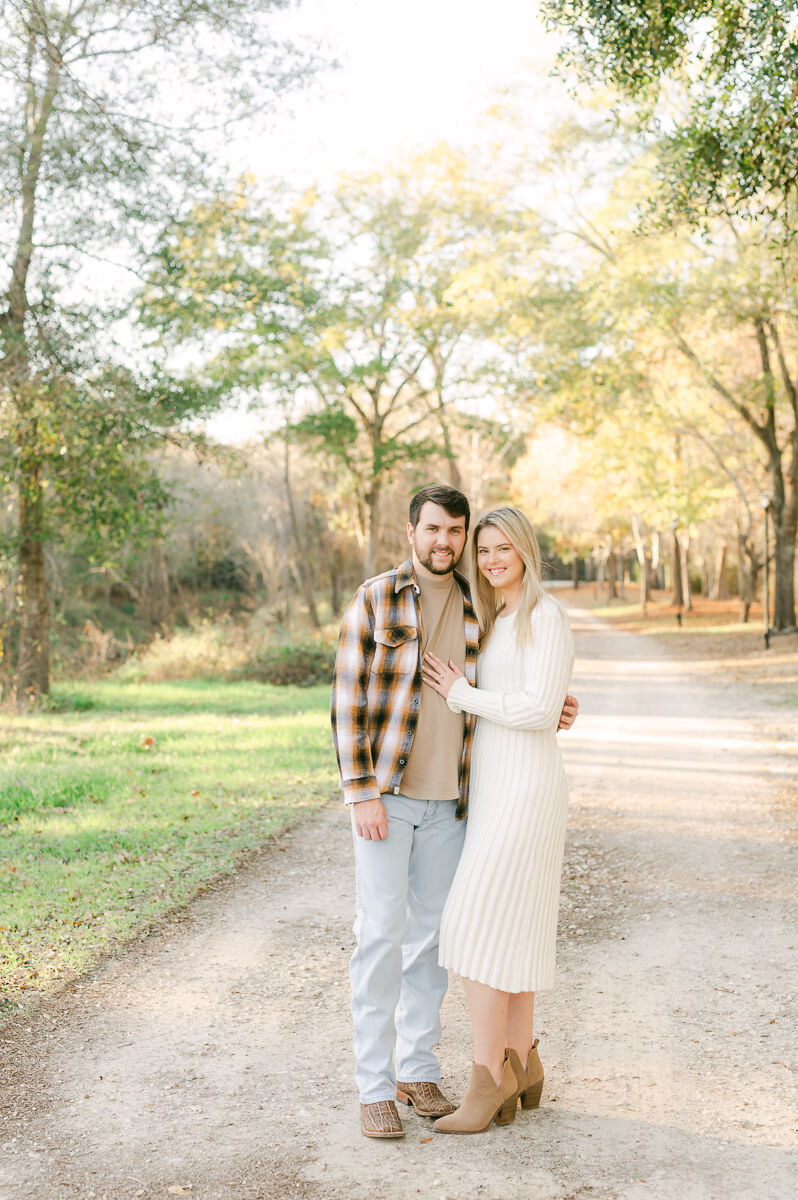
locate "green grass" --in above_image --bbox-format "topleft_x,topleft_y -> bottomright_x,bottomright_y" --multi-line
0,680 -> 337,1011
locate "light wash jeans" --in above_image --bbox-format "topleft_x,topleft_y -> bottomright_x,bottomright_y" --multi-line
349,792 -> 466,1104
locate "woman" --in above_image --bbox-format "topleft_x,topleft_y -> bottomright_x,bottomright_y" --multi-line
421,506 -> 574,1134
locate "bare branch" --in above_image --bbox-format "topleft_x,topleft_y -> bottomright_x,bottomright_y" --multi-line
679,417 -> 753,538
768,319 -> 798,425
668,322 -> 769,445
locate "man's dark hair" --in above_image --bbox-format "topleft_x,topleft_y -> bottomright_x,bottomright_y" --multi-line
409,484 -> 470,530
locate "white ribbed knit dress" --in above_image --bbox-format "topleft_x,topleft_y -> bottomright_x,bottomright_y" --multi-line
438,593 -> 574,993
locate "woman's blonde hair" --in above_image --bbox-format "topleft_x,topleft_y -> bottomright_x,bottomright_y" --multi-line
469,506 -> 545,647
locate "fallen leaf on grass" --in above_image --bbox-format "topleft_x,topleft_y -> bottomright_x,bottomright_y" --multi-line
167,1187 -> 192,1195
420,1136 -> 432,1143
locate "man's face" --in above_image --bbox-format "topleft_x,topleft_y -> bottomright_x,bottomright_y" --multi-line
407,501 -> 468,578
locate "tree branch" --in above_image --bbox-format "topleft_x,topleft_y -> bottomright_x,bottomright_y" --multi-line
679,418 -> 753,539
753,316 -> 777,441
768,318 -> 798,425
3,29 -> 61,375
668,322 -> 770,446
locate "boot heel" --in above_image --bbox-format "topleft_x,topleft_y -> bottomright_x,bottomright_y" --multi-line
395,1089 -> 412,1107
494,1097 -> 518,1125
520,1078 -> 543,1110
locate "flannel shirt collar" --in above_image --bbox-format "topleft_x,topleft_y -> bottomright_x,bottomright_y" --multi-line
394,558 -> 418,594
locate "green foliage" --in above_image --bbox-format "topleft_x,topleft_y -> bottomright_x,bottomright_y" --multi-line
544,0 -> 798,225
141,152 -> 538,571
293,404 -> 360,453
115,618 -> 337,687
0,367 -> 193,562
0,1 -> 320,692
0,680 -> 336,1006
499,111 -> 796,620
239,637 -> 337,686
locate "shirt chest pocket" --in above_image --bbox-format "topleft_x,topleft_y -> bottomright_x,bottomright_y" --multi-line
374,625 -> 418,674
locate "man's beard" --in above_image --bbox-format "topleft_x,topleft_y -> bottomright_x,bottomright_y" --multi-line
416,546 -> 464,575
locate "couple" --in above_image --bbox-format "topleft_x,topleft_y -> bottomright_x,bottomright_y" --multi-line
331,484 -> 577,1137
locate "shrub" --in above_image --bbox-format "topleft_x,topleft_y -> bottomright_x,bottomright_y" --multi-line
116,620 -> 337,686
235,637 -> 336,686
116,625 -> 232,682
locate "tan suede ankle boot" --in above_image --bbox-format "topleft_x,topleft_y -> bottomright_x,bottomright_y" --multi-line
433,1059 -> 518,1134
504,1038 -> 544,1117
495,1049 -> 524,1125
519,1037 -> 544,1109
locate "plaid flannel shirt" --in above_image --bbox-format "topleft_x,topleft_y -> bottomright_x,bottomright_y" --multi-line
330,558 -> 480,819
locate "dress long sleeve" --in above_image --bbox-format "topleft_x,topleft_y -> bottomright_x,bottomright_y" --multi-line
446,600 -> 573,730
437,593 -> 574,993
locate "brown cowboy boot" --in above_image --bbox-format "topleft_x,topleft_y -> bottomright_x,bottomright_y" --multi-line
360,1100 -> 405,1139
396,1080 -> 456,1117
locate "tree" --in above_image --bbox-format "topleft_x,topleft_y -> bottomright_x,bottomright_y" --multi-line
510,428 -> 600,588
146,439 -> 357,630
513,130 -> 794,627
0,0 -> 316,695
143,151 -> 536,576
543,0 -> 798,227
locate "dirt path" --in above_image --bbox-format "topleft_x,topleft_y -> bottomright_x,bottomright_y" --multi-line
2,607 -> 796,1200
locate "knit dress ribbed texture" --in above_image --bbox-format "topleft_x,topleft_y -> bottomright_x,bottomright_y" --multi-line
438,594 -> 574,993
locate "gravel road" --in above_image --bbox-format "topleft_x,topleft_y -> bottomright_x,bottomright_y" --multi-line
1,605 -> 796,1200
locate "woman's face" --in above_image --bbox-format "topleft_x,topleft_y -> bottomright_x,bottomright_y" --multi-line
476,525 -> 525,594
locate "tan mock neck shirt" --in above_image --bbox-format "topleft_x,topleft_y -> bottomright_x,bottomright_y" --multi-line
400,572 -> 466,801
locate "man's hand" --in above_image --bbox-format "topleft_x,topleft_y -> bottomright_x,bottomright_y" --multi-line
352,796 -> 389,841
558,693 -> 579,731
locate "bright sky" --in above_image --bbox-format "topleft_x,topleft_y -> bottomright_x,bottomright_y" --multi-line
207,0 -> 572,439
246,0 -> 566,180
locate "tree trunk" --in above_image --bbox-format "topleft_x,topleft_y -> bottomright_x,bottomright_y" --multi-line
571,552 -> 579,589
275,516 -> 293,630
606,549 -> 618,600
757,319 -> 797,631
736,529 -> 759,623
142,543 -> 171,629
17,422 -> 49,696
431,359 -> 462,488
680,537 -> 693,612
364,483 -> 381,579
671,529 -> 683,607
283,442 -> 321,628
772,501 -> 797,631
711,545 -> 728,600
5,39 -> 62,699
639,557 -> 650,612
672,288 -> 798,629
330,561 -> 340,617
631,514 -> 650,611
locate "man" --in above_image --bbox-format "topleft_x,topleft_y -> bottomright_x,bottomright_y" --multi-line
331,484 -> 577,1139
